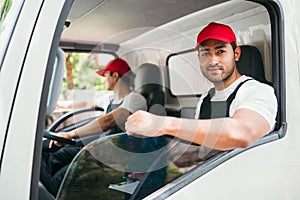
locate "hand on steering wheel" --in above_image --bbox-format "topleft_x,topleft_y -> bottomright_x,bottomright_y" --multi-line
43,130 -> 76,148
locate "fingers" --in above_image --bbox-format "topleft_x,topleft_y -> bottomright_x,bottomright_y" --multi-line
125,111 -> 159,137
128,172 -> 144,180
125,113 -> 142,135
125,113 -> 134,133
48,140 -> 63,149
48,140 -> 53,148
48,132 -> 71,149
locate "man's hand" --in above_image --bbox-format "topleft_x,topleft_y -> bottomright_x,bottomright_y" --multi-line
127,172 -> 144,180
48,132 -> 74,148
125,110 -> 166,137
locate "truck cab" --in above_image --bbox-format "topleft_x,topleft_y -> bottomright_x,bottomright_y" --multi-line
0,0 -> 299,199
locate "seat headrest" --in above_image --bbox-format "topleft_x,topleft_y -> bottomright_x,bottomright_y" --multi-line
236,45 -> 268,84
134,63 -> 162,95
134,63 -> 165,114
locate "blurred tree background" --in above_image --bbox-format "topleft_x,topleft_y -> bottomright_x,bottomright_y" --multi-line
46,52 -> 110,128
61,52 -> 107,99
0,0 -> 11,23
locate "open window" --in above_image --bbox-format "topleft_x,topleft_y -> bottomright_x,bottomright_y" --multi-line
160,0 -> 286,198
43,0 -> 286,199
45,50 -> 117,132
166,0 -> 285,133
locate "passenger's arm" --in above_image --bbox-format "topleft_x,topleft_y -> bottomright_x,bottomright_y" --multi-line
125,108 -> 270,151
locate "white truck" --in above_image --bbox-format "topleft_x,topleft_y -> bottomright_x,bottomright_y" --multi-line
0,0 -> 299,199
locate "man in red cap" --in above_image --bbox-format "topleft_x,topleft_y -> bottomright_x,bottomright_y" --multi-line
41,58 -> 147,196
126,22 -> 277,152
51,58 -> 147,142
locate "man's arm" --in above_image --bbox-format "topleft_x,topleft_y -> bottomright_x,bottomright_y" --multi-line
49,92 -> 147,148
70,92 -> 147,138
49,108 -> 131,148
125,108 -> 270,151
73,107 -> 131,137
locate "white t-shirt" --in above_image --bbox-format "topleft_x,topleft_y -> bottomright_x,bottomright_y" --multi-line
117,91 -> 147,113
194,75 -> 278,131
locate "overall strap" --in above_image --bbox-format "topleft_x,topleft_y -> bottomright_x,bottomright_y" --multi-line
105,99 -> 114,114
199,79 -> 252,119
225,79 -> 252,110
105,99 -> 124,135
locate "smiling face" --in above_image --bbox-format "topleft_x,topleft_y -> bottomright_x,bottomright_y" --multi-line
198,39 -> 241,89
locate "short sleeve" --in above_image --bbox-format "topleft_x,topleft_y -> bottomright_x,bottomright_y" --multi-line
233,81 -> 278,131
119,92 -> 147,113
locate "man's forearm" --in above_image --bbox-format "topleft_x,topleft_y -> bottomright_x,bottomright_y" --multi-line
164,117 -> 251,150
69,116 -> 112,138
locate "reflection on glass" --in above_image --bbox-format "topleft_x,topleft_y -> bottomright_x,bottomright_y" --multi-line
57,133 -> 219,200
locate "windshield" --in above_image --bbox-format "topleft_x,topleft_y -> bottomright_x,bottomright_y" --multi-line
57,133 -> 216,200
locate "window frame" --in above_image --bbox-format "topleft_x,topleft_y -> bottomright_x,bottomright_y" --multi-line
150,0 -> 286,198
47,0 -> 287,199
166,48 -> 203,98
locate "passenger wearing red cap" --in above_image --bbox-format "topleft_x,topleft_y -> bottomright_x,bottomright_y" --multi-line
126,22 -> 277,154
96,57 -> 130,77
41,58 -> 147,196
96,58 -> 133,92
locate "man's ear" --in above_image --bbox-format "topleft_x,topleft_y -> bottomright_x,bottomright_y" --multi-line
112,72 -> 120,80
234,46 -> 241,62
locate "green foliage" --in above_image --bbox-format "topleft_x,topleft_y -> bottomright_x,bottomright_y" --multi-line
61,52 -> 107,93
0,0 -> 11,24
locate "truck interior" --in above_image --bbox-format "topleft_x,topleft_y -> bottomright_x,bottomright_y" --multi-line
40,0 -> 286,199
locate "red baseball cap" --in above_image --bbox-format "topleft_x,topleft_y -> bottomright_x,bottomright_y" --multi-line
96,58 -> 130,77
195,22 -> 236,50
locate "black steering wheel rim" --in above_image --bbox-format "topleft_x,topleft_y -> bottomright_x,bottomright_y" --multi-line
43,130 -> 76,145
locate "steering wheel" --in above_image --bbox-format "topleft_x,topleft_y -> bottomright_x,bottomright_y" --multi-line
43,107 -> 105,153
43,130 -> 76,145
47,107 -> 104,132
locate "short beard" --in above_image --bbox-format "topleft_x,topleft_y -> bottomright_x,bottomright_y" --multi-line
205,65 -> 235,84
